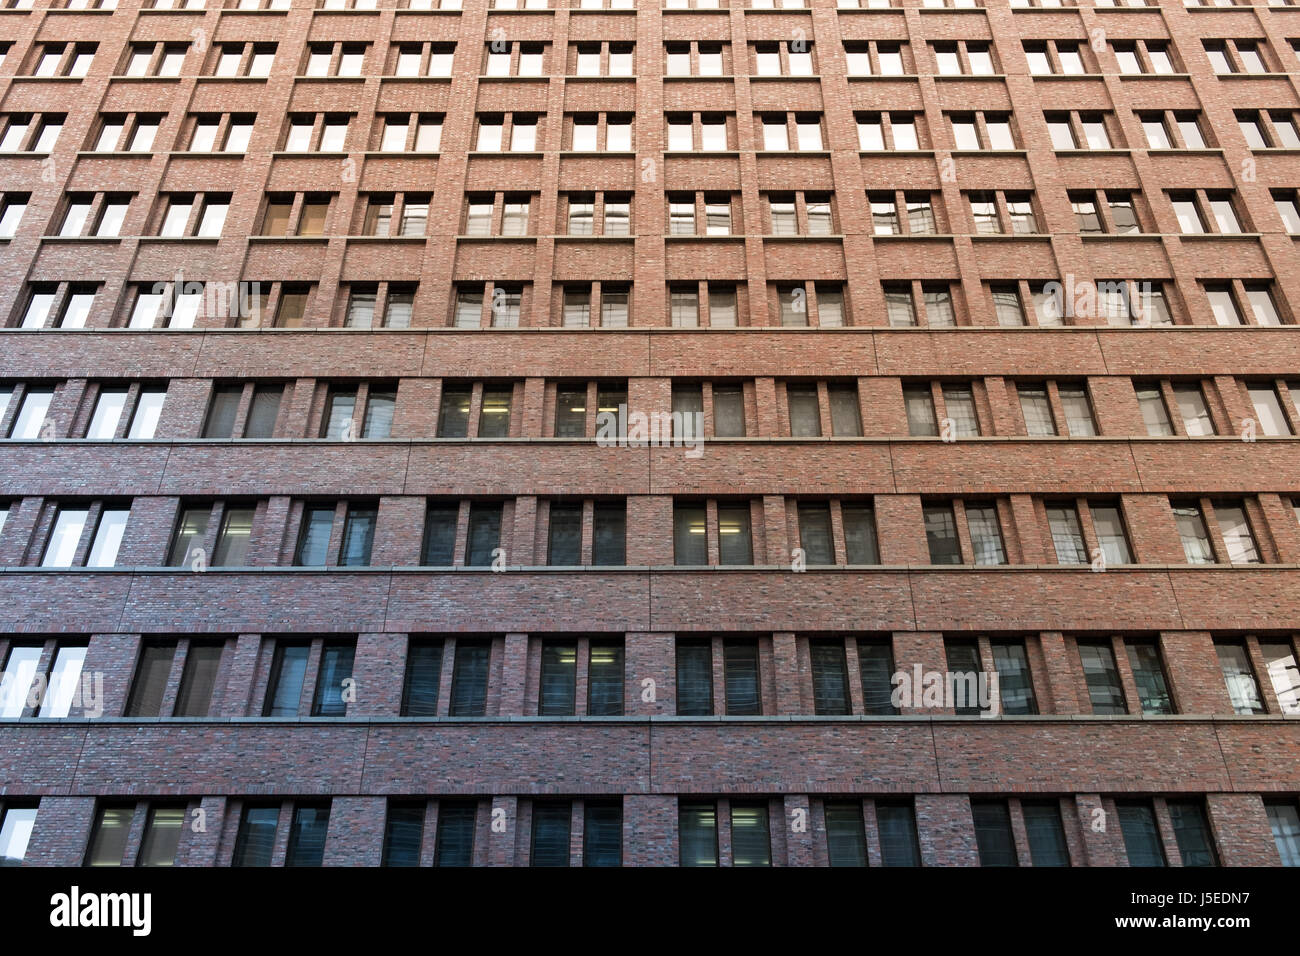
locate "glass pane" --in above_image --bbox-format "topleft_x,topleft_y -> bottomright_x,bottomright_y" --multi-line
810,641 -> 850,715
174,642 -> 222,717
583,802 -> 622,867
232,806 -> 279,866
972,802 -> 1018,866
86,807 -> 133,866
676,640 -> 713,716
1078,642 -> 1126,714
125,641 -> 177,717
139,806 -> 185,867
263,642 -> 309,717
449,642 -> 489,716
284,804 -> 330,866
679,802 -> 718,867
312,641 -> 355,716
538,641 -> 577,716
587,641 -> 624,716
877,804 -> 922,866
1127,642 -> 1173,715
1216,642 -> 1263,714
824,802 -> 867,866
530,803 -> 571,867
382,803 -> 424,867
723,640 -> 761,715
433,802 -> 477,866
730,803 -> 771,867
401,640 -> 443,717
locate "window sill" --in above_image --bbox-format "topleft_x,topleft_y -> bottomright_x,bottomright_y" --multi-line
477,74 -> 548,82
39,235 -> 124,243
362,150 -> 441,158
194,75 -> 270,83
346,234 -> 430,242
9,75 -> 85,83
74,151 -> 151,158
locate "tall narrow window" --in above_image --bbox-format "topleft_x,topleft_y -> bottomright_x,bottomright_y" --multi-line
842,503 -> 879,565
676,639 -> 713,716
730,802 -> 771,867
810,640 -> 850,715
0,805 -> 38,866
231,805 -> 279,867
717,504 -> 752,565
1022,801 -> 1069,866
546,503 -> 582,566
1216,641 -> 1264,714
529,802 -> 571,867
448,641 -> 489,716
972,801 -> 1018,867
538,640 -> 577,716
86,805 -> 133,866
824,802 -> 868,867
991,640 -> 1037,714
382,801 -> 424,867
592,501 -> 626,566
1167,801 -> 1218,867
924,503 -> 961,564
263,641 -> 309,717
464,502 -> 502,566
724,640 -> 761,716
587,640 -> 624,716
877,803 -> 922,866
311,640 -> 355,717
679,802 -> 718,867
797,502 -> 834,565
1046,504 -> 1087,564
421,503 -> 458,565
434,801 -> 477,867
1127,641 -> 1173,714
1260,641 -> 1300,715
138,805 -> 185,867
284,803 -> 330,867
858,640 -> 898,715
125,641 -> 177,717
294,504 -> 335,566
583,801 -> 622,867
1077,641 -> 1126,714
1117,801 -> 1166,866
401,639 -> 443,717
1266,802 -> 1300,866
174,641 -> 222,717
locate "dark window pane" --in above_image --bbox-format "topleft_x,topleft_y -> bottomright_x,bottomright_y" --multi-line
437,386 -> 472,437
798,502 -> 834,565
168,506 -> 210,567
678,801 -> 718,867
294,505 -> 334,566
583,801 -> 622,867
713,385 -> 746,437
925,503 -> 962,564
125,641 -> 177,717
676,640 -> 713,716
946,640 -> 983,715
592,502 -> 626,565
448,641 -> 489,716
992,641 -> 1038,715
174,641 -> 222,717
338,505 -> 375,566
1118,802 -> 1166,866
465,503 -> 502,566
138,805 -> 185,867
547,503 -> 582,566
402,639 -> 443,717
232,805 -> 279,867
554,385 -> 587,437
382,802 -> 424,867
972,801 -> 1018,866
263,642 -> 309,717
877,803 -> 922,866
1023,801 -> 1070,866
842,503 -> 879,564
587,641 -> 624,716
478,386 -> 512,438
538,641 -> 577,716
312,640 -> 355,717
718,503 -> 753,565
1127,642 -> 1174,715
285,803 -> 330,867
421,503 -> 458,565
672,384 -> 704,441
724,640 -> 761,716
1078,641 -> 1126,715
858,640 -> 899,715
86,806 -> 133,866
434,801 -> 477,866
1169,801 -> 1218,866
674,503 -> 707,565
530,802 -> 571,867
730,802 -> 771,867
243,385 -> 282,438
202,385 -> 241,438
825,802 -> 868,866
810,640 -> 850,715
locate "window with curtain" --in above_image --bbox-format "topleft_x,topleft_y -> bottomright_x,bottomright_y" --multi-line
1215,642 -> 1264,714
263,641 -> 309,717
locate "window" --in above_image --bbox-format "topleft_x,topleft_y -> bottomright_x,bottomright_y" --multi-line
1266,802 -> 1300,866
924,503 -> 961,564
42,504 -> 129,569
401,638 -> 443,717
311,640 -> 355,716
0,803 -> 38,866
1172,501 -> 1214,564
809,639 -> 850,715
972,802 -> 1017,866
538,640 -> 577,715
1046,504 -> 1087,564
966,505 -> 1007,565
86,804 -> 133,866
1018,386 -> 1055,436
1174,384 -> 1215,435
231,806 -> 279,867
1128,641 -> 1173,714
1167,801 -> 1218,866
0,646 -> 43,718
1091,503 -> 1132,565
877,803 -> 922,866
1077,641 -> 1126,715
679,802 -> 718,867
285,804 -> 330,867
675,639 -> 713,716
1216,641 -> 1264,714
856,639 -> 896,714
382,801 -> 424,867
263,640 -> 310,716
138,804 -> 186,867
588,640 -> 624,716
1248,384 -> 1293,435
530,803 -> 571,867
1260,640 -> 1299,715
1023,802 -> 1070,866
433,800 -> 477,867
464,503 -> 502,566
730,802 -> 771,867
449,641 -> 490,716
1117,801 -> 1166,866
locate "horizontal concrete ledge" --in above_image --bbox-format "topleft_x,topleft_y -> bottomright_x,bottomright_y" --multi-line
5,564 -> 1300,574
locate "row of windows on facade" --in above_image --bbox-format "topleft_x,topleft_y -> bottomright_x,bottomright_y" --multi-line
8,273 -> 1293,332
15,0 -> 1300,14
11,179 -> 1300,246
4,790 -> 1299,869
7,373 -> 1300,445
8,484 -> 1300,573
3,627 -> 1298,728
15,30 -> 1300,82
7,98 -> 1300,161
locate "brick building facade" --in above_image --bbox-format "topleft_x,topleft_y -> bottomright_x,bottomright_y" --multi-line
0,0 -> 1298,867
